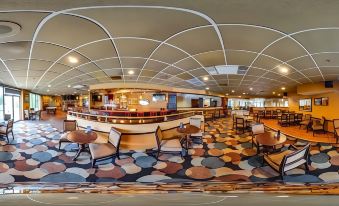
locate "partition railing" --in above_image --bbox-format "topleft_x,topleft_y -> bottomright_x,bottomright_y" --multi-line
67,110 -> 205,124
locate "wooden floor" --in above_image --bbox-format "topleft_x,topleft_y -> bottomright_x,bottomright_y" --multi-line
40,110 -> 66,131
261,118 -> 338,145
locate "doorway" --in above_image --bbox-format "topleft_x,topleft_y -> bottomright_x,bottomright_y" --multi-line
4,95 -> 20,121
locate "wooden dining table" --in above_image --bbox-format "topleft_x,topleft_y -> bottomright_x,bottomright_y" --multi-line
177,124 -> 201,150
67,130 -> 98,161
255,131 -> 287,154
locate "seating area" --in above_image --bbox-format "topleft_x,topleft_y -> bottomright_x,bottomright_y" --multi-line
0,114 -> 338,184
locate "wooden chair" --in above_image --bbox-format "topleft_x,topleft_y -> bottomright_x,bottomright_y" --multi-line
295,113 -> 303,124
312,117 -> 326,136
89,127 -> 122,167
189,117 -> 203,143
258,110 -> 265,120
299,114 -> 311,130
264,144 -> 310,178
0,119 -> 14,143
288,114 -> 296,126
333,119 -> 339,143
265,110 -> 272,119
23,110 -> 29,120
155,126 -> 184,159
278,113 -> 289,127
272,110 -> 278,119
251,124 -> 265,148
58,120 -> 78,150
235,117 -> 246,134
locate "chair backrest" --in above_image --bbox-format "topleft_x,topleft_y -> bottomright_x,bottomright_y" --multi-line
266,110 -> 271,114
281,144 -> 310,172
236,117 -> 244,125
297,113 -> 303,120
304,114 -> 312,120
333,119 -> 339,129
289,114 -> 295,120
108,127 -> 122,148
63,120 -> 77,132
190,117 -> 202,129
281,113 -> 288,120
252,124 -> 265,135
155,125 -> 164,147
24,110 -> 29,118
320,116 -> 326,125
6,119 -> 14,133
4,114 -> 11,121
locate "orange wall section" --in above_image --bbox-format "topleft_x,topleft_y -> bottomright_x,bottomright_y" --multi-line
288,91 -> 339,120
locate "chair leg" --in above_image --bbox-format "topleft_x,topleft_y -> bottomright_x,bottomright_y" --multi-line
6,134 -> 9,143
11,131 -> 14,140
304,163 -> 309,172
91,159 -> 96,168
58,142 -> 61,150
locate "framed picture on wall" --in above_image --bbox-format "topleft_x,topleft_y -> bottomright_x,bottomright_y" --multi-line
299,98 -> 312,112
314,98 -> 322,106
321,97 -> 329,106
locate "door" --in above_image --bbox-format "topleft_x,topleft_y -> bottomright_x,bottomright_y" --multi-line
4,95 -> 20,121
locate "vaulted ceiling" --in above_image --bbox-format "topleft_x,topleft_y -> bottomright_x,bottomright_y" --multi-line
0,0 -> 339,96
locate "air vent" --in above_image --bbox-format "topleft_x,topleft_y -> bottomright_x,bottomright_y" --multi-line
186,77 -> 205,86
206,65 -> 248,75
110,76 -> 122,80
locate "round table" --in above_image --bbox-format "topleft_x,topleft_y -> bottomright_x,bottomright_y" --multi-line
177,125 -> 201,149
255,131 -> 287,154
67,130 -> 97,161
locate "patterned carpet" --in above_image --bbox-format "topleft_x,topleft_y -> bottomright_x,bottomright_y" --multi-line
0,118 -> 338,184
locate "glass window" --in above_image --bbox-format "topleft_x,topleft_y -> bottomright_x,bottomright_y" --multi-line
0,86 -> 3,120
29,93 -> 41,110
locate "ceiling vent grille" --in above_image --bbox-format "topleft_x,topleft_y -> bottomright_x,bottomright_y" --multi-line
206,65 -> 248,75
110,76 -> 122,80
186,77 -> 206,86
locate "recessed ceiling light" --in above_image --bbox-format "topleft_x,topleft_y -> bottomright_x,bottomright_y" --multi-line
242,92 -> 246,95
87,89 -> 90,92
128,70 -> 135,75
238,96 -> 242,98
206,87 -> 209,90
231,90 -> 235,93
74,91 -> 77,94
47,84 -> 51,87
226,93 -> 229,96
67,85 -> 71,88
281,87 -> 286,90
203,76 -> 209,81
278,93 -> 281,96
68,56 -> 78,64
273,91 -> 276,94
279,66 -> 289,74
249,87 -> 253,91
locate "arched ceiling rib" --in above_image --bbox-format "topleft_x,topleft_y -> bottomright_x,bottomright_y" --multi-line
0,1 -> 339,96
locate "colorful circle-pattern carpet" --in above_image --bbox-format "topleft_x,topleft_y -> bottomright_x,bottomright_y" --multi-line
0,118 -> 338,184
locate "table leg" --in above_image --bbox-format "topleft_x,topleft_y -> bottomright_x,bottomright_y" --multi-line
73,144 -> 86,161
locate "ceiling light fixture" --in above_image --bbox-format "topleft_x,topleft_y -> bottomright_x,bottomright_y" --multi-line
279,66 -> 289,74
203,76 -> 209,81
243,92 -> 246,95
67,85 -> 71,88
128,70 -> 135,75
249,87 -> 253,91
281,87 -> 286,90
231,90 -> 235,93
226,93 -> 229,96
273,91 -> 276,94
68,56 -> 79,64
206,87 -> 209,90
47,84 -> 51,88
278,93 -> 281,96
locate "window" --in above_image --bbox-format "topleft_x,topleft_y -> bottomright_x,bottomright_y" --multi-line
29,93 -> 41,110
0,86 -> 3,120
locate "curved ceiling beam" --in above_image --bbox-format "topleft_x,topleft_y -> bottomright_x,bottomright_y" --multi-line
0,58 -> 17,87
26,5 -> 227,90
32,37 -> 221,90
238,28 -> 338,87
48,56 -> 193,87
26,8 -> 122,89
159,49 -> 306,84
